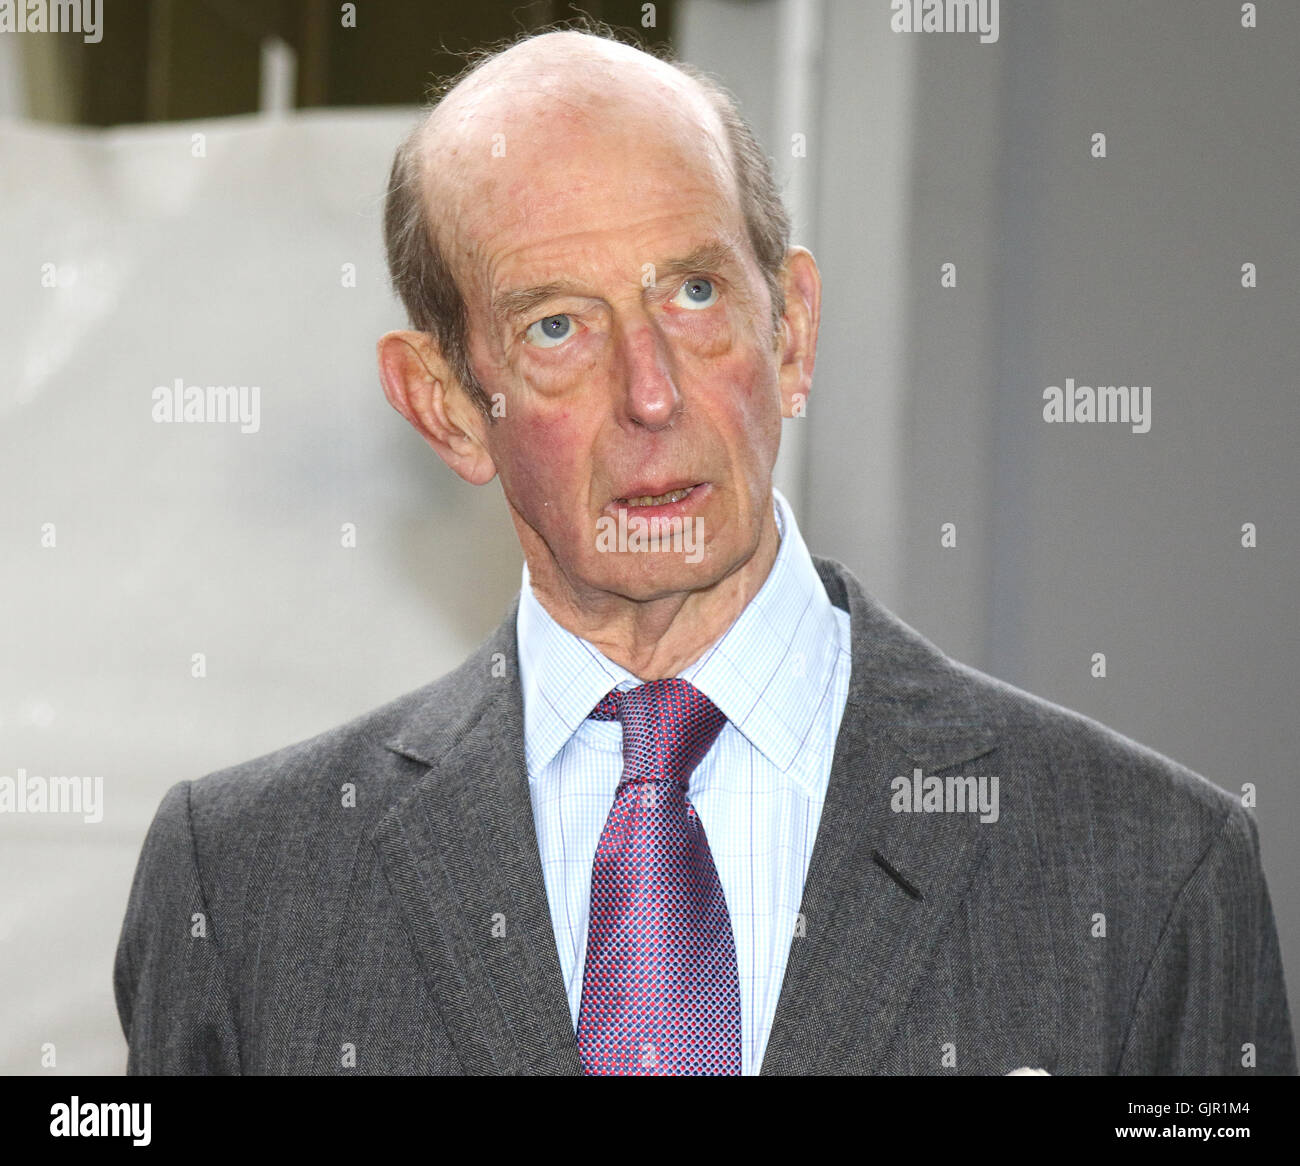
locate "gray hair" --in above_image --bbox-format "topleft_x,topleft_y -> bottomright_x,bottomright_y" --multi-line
382,20 -> 791,418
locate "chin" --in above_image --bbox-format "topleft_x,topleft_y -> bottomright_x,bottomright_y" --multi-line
595,553 -> 721,600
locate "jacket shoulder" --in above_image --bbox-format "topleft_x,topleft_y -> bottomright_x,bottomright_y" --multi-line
816,553 -> 1243,861
948,654 -> 1240,838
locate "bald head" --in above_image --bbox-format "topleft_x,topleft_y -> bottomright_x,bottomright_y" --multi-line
383,27 -> 790,416
424,30 -> 728,154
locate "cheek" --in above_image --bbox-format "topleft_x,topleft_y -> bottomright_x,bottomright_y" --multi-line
494,407 -> 587,513
691,299 -> 780,408
713,354 -> 784,484
715,346 -> 782,434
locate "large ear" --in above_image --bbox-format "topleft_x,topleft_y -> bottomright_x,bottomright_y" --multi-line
775,246 -> 821,419
376,329 -> 497,485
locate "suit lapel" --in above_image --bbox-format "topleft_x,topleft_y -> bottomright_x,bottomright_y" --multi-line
760,560 -> 999,1074
374,603 -> 582,1075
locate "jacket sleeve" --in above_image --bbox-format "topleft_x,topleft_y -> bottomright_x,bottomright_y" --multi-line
113,780 -> 242,1074
1118,803 -> 1297,1075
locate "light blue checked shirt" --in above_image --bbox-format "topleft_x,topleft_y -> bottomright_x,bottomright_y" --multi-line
517,487 -> 852,1074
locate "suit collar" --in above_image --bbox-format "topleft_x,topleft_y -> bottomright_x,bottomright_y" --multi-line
811,555 -> 999,769
381,601 -> 521,768
377,556 -> 1001,1074
760,557 -> 1000,1072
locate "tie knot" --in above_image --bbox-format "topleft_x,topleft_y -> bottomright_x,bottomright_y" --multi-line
589,677 -> 726,786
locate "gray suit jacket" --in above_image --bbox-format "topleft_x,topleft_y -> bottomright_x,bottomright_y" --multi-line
114,557 -> 1297,1074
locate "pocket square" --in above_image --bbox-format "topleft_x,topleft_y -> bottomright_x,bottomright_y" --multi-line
1006,1067 -> 1050,1075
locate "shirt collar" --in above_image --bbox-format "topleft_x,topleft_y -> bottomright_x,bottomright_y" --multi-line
516,487 -> 842,782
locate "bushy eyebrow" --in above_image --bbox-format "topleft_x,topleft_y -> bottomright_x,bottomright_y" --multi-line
491,240 -> 738,328
651,240 -> 736,286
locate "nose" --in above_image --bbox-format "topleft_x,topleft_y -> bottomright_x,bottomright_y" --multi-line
616,317 -> 681,431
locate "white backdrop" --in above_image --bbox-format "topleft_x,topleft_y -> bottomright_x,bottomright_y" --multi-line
0,110 -> 530,1074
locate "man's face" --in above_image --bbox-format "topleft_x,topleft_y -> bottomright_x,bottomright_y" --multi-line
447,87 -> 789,605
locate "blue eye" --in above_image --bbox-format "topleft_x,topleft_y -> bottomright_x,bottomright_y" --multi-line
525,314 -> 574,347
673,277 -> 718,309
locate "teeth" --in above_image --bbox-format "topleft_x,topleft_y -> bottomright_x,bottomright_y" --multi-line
621,486 -> 692,507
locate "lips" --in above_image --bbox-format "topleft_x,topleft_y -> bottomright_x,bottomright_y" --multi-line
616,485 -> 697,508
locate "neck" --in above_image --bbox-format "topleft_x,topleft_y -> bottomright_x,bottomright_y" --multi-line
523,504 -> 781,680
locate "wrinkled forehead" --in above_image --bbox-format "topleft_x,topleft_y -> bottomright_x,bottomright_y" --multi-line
418,57 -> 740,293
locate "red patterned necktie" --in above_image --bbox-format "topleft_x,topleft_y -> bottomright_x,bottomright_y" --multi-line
576,677 -> 742,1075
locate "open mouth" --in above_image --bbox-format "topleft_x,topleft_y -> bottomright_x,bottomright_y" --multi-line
615,485 -> 698,508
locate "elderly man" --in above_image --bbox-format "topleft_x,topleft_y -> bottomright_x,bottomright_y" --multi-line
115,28 -> 1295,1076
